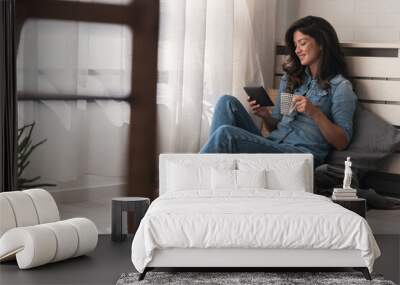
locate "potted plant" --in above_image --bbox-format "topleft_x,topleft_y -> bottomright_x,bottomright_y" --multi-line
17,122 -> 56,189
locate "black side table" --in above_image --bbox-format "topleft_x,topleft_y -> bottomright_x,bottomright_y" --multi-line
112,197 -> 150,242
332,198 -> 366,218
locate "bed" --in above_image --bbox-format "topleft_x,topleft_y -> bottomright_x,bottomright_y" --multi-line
131,153 -> 380,280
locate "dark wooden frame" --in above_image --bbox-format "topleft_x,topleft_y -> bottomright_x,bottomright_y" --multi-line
15,0 -> 160,198
1,0 -> 18,192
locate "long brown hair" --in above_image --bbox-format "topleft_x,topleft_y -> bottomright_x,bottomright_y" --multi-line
283,16 -> 348,93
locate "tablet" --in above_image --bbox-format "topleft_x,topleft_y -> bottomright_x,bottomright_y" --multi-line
243,86 -> 274,107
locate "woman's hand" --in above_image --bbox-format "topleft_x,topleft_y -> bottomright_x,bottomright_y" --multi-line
292,95 -> 320,118
246,96 -> 271,119
292,95 -> 349,150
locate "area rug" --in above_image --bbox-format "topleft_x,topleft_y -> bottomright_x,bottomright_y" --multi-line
116,271 -> 396,285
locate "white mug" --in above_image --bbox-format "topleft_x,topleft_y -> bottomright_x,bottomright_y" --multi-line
280,93 -> 296,115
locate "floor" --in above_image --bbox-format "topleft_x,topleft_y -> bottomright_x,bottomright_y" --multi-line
58,199 -> 112,234
1,198 -> 399,285
0,235 -> 133,285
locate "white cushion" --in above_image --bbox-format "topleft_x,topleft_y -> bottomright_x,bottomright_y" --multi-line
237,159 -> 307,191
211,169 -> 267,190
159,154 -> 313,195
0,196 -> 17,237
168,162 -> 210,191
166,159 -> 235,192
0,218 -> 98,269
42,221 -> 79,262
0,225 -> 57,269
23,189 -> 60,224
64,218 -> 98,257
0,190 -> 59,237
211,168 -> 236,190
236,169 -> 267,189
0,192 -> 39,227
0,189 -> 98,269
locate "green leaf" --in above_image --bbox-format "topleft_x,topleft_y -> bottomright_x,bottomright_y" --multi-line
18,136 -> 31,154
18,123 -> 34,136
18,161 -> 30,177
19,183 -> 57,190
17,121 -> 56,189
20,139 -> 47,168
18,176 -> 41,184
19,140 -> 33,159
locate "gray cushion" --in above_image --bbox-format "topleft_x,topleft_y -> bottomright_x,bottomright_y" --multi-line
327,105 -> 400,170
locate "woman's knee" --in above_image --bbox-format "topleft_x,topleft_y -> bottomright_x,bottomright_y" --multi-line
216,95 -> 240,109
213,125 -> 236,140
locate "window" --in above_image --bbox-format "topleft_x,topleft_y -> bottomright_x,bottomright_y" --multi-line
15,0 -> 159,197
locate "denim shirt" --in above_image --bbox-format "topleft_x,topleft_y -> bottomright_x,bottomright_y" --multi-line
269,70 -> 358,165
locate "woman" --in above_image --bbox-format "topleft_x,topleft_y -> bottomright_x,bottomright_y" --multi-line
199,16 -> 357,167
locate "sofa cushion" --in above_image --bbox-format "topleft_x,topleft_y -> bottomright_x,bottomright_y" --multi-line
327,105 -> 400,170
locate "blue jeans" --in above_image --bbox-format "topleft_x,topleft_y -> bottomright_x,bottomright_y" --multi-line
199,95 -> 305,154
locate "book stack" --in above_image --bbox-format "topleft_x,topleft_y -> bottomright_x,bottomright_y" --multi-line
332,188 -> 358,200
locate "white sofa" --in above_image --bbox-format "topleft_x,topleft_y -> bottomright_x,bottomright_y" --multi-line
0,189 -> 98,269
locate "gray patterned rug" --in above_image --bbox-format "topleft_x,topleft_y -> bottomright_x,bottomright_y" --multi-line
116,271 -> 396,285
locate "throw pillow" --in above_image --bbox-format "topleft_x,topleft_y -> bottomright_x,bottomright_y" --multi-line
168,162 -> 210,191
327,105 -> 400,170
236,169 -> 267,189
211,168 -> 268,190
237,159 -> 308,192
166,159 -> 235,192
211,168 -> 236,190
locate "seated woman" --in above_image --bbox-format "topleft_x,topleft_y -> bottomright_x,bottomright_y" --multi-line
199,15 -> 357,167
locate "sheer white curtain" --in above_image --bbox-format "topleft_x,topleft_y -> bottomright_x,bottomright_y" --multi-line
157,0 -> 277,153
17,4 -> 131,190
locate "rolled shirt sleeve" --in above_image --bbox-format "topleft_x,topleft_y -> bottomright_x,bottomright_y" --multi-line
330,80 -> 358,143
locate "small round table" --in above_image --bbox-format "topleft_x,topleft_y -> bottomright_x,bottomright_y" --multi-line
111,197 -> 150,242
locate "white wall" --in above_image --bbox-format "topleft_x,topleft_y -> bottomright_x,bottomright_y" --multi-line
276,0 -> 400,43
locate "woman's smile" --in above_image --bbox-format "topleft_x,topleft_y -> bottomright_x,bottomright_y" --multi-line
293,30 -> 321,75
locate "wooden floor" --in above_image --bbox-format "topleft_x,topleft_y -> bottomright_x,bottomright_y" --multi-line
0,235 -> 133,285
